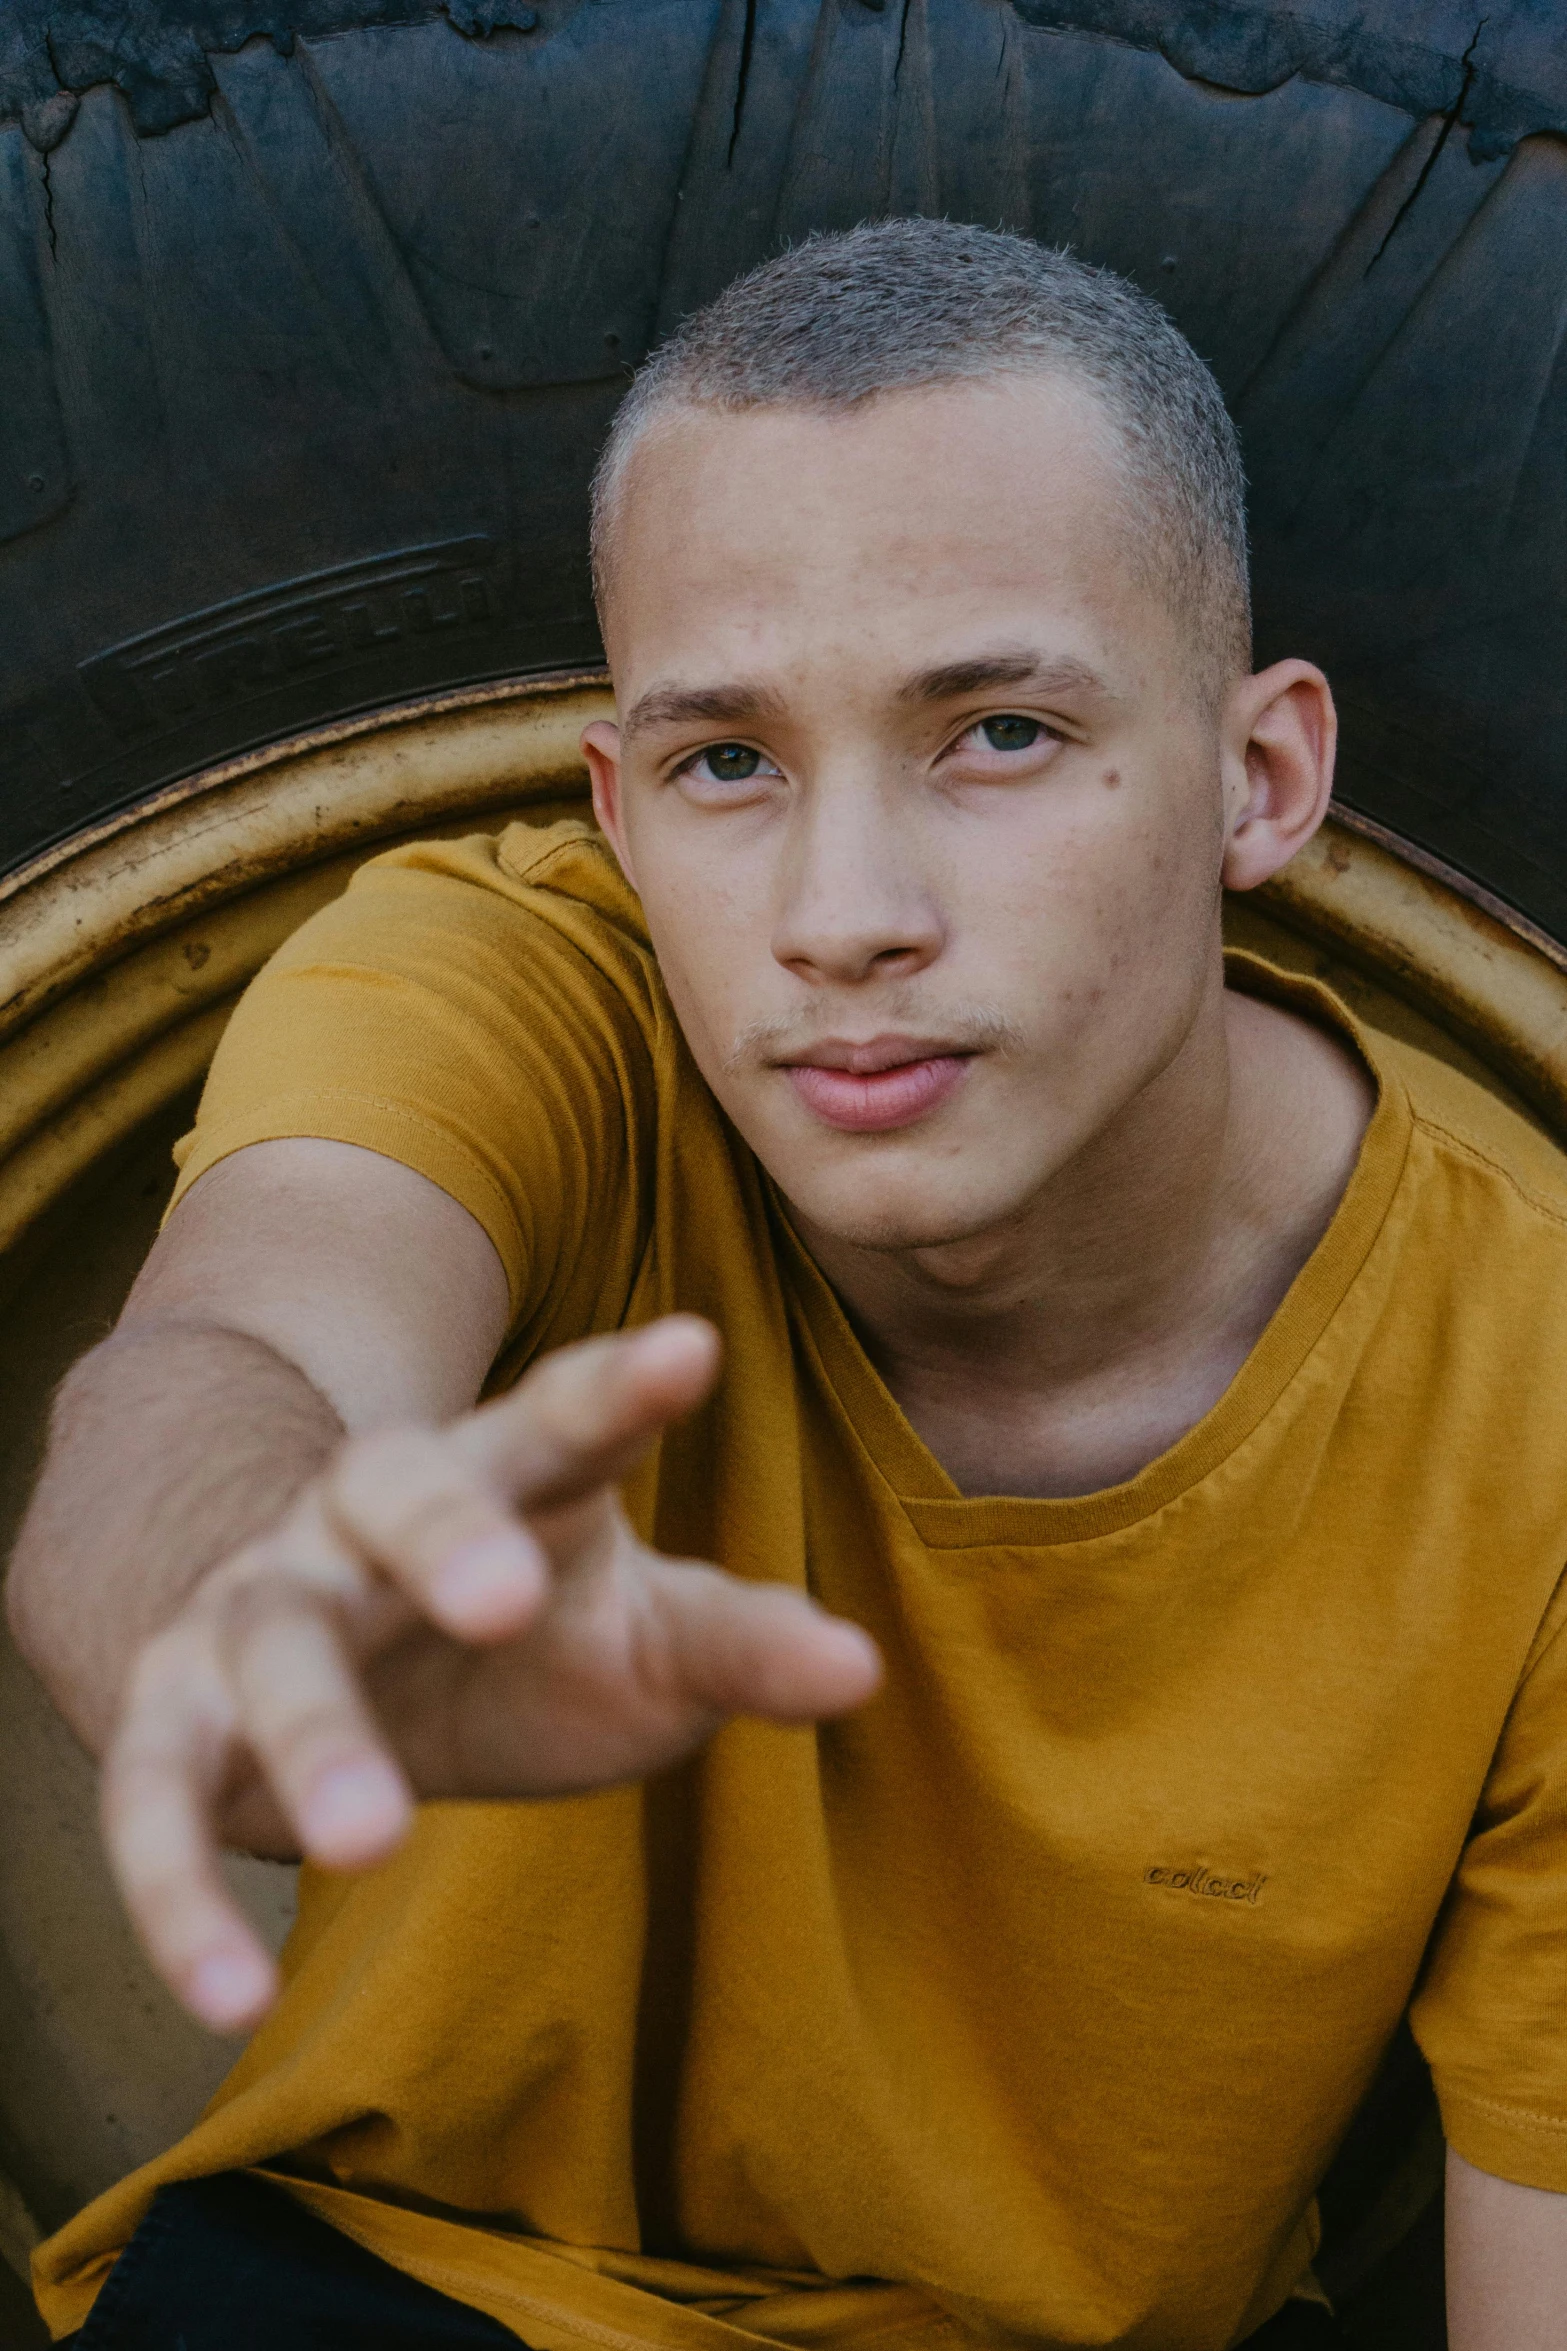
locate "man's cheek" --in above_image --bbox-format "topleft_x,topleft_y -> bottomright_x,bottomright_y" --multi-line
650,932 -> 747,1077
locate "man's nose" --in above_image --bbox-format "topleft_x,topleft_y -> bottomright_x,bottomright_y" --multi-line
770,778 -> 945,986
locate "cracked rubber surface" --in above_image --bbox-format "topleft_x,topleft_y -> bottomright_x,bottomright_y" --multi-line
1,0 -> 1566,937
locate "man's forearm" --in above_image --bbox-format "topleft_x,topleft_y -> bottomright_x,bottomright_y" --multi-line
1446,2148 -> 1567,2348
6,1319 -> 342,1753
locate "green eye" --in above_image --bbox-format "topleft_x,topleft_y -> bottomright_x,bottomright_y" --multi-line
702,743 -> 762,781
981,715 -> 1041,751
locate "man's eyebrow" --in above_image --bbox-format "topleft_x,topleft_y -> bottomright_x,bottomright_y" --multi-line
620,654 -> 1114,737
620,680 -> 789,739
897,651 -> 1115,705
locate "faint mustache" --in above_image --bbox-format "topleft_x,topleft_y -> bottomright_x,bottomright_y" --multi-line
723,1003 -> 1025,1073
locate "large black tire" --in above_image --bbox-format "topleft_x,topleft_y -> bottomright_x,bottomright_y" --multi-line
1,1 -> 1566,928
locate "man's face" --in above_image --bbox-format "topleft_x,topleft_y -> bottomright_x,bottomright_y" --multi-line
587,377 -> 1235,1256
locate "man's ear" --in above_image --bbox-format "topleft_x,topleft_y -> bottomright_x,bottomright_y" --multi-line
1219,660 -> 1337,893
581,721 -> 637,890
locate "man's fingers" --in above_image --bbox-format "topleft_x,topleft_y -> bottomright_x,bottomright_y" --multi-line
315,1321 -> 717,1641
103,1562 -> 419,2032
458,1317 -> 721,1513
642,1563 -> 883,1725
217,1580 -> 414,1868
323,1428 -> 549,1642
95,1317 -> 731,2041
102,1647 -> 278,2032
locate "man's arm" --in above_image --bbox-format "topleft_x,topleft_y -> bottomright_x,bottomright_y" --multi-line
7,1135 -> 878,2032
1446,2149 -> 1567,2347
7,1136 -> 513,1755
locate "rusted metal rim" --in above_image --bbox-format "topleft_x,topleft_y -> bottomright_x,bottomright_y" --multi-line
0,675 -> 612,1258
0,669 -> 615,1041
1327,804 -> 1567,981
1260,818 -> 1567,1133
0,672 -> 616,915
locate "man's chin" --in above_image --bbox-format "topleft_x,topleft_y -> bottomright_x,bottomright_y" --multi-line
773,1163 -> 1023,1257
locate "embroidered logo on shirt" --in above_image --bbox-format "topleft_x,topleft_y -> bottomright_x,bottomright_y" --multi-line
1144,1865 -> 1266,1906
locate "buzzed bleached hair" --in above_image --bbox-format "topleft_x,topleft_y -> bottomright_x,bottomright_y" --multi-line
590,217 -> 1252,701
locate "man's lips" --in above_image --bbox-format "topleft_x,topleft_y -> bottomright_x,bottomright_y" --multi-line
779,1038 -> 974,1134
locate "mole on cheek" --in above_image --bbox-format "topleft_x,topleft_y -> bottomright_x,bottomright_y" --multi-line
1101,767 -> 1121,789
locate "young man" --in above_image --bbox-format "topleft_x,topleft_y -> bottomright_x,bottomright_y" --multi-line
11,221 -> 1567,2350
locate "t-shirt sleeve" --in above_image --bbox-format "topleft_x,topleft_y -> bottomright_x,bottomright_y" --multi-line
168,819 -> 661,1353
1410,1572 -> 1567,2190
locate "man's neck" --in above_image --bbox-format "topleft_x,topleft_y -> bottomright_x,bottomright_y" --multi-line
791,981 -> 1375,1500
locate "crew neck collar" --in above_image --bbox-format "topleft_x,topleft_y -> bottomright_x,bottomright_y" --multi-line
767,950 -> 1413,1550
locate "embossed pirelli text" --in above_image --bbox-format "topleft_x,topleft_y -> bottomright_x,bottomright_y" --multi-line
79,537 -> 504,738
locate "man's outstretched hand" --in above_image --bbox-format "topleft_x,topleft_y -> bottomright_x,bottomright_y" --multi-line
101,1316 -> 881,2033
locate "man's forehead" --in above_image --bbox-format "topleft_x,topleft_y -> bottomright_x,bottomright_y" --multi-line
604,381 -> 1144,646
619,379 -> 1119,540
601,381 -> 1169,715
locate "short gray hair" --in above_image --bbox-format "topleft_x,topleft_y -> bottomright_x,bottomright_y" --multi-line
590,218 -> 1251,696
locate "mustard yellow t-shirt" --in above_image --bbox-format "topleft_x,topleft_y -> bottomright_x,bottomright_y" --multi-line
37,820 -> 1567,2350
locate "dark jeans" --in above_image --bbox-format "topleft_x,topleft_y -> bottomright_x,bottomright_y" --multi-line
66,2172 -> 518,2348
63,2169 -> 1345,2348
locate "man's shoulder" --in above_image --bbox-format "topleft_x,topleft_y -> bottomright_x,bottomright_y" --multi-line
328,818 -> 661,1032
1374,1026 -> 1567,1237
494,814 -> 642,924
360,816 -> 647,941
